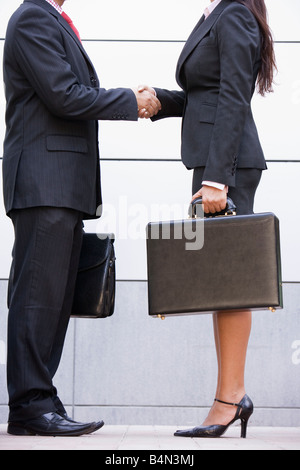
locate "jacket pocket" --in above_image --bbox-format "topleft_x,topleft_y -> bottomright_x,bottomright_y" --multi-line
46,135 -> 88,153
199,103 -> 217,124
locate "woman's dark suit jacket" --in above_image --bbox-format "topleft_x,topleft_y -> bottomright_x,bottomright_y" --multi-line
153,0 -> 267,187
2,0 -> 138,218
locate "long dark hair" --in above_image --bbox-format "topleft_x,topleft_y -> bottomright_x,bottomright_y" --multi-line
235,0 -> 277,95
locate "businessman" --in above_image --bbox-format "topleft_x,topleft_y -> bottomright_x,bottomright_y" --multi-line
2,0 -> 160,436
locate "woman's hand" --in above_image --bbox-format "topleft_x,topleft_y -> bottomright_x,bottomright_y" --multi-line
136,85 -> 160,118
132,85 -> 161,119
192,185 -> 228,214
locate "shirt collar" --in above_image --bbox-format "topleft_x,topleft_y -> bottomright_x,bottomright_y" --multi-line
204,0 -> 223,19
44,0 -> 63,14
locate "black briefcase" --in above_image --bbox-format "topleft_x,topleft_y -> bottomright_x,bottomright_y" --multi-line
146,199 -> 283,318
71,233 -> 116,318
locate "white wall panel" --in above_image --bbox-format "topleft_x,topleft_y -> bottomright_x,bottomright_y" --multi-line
254,163 -> 300,283
82,41 -> 300,161
84,160 -> 193,281
83,40 -> 183,160
83,161 -> 300,282
252,43 -> 300,161
0,160 -> 194,279
0,158 -> 299,281
1,1 -> 300,41
266,0 -> 300,42
67,0 -> 300,42
1,38 -> 299,161
0,0 -> 203,40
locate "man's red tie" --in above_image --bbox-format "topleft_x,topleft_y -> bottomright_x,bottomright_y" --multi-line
61,12 -> 82,43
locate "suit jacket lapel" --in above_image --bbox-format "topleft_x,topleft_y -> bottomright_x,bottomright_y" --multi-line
24,0 -> 89,59
176,15 -> 205,67
176,0 -> 231,86
57,14 -> 84,49
55,13 -> 98,78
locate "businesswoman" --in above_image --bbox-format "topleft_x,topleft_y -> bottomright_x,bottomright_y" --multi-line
145,0 -> 276,438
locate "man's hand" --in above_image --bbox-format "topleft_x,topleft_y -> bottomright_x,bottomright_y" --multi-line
132,85 -> 161,118
192,185 -> 227,214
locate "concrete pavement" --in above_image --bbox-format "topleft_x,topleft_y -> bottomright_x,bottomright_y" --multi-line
0,424 -> 299,451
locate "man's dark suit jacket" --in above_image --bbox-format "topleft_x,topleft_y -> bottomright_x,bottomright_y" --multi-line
2,0 -> 138,218
153,0 -> 267,187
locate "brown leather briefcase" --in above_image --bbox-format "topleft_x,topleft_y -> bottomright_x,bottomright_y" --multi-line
146,199 -> 283,318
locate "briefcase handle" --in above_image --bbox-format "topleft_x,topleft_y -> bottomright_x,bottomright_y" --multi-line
189,197 -> 237,219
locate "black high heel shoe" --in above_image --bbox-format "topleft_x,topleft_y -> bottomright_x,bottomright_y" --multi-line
174,394 -> 253,439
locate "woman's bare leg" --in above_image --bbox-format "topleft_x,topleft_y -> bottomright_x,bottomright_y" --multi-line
202,310 -> 252,426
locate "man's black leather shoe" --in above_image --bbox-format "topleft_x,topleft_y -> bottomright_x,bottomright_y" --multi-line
59,412 -> 105,434
7,412 -> 97,436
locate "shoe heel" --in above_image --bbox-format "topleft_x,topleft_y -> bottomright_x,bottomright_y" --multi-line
7,423 -> 35,436
240,417 -> 249,439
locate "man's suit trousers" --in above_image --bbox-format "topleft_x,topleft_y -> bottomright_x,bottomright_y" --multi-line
7,207 -> 83,422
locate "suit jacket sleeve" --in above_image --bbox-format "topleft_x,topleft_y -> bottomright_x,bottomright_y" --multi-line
202,5 -> 261,185
11,8 -> 138,121
151,89 -> 185,120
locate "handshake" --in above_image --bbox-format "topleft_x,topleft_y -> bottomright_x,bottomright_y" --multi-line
132,85 -> 161,119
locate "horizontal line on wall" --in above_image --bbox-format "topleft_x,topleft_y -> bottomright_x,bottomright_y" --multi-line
84,39 -> 186,43
86,40 -> 300,44
0,38 -> 299,44
99,159 -> 300,163
266,160 -> 300,163
63,403 -> 300,410
101,159 -> 181,162
1,158 -> 300,163
0,279 -> 299,285
116,280 -> 299,284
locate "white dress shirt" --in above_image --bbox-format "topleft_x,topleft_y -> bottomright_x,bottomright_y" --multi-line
204,0 -> 223,18
44,0 -> 63,14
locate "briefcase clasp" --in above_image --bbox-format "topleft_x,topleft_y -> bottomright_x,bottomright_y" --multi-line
157,314 -> 166,320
